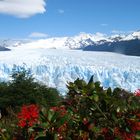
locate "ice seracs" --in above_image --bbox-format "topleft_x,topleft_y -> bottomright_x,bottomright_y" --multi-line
0,48 -> 140,94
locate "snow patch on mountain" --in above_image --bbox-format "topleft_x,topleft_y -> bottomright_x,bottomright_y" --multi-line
0,31 -> 140,50
132,31 -> 140,39
121,31 -> 140,41
16,31 -> 140,50
17,32 -> 110,49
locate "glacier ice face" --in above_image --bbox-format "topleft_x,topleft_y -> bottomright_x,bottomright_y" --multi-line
0,47 -> 140,94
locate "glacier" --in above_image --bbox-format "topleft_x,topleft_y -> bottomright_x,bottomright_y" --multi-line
0,47 -> 140,94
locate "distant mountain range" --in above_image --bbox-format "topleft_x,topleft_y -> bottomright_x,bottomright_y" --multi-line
0,31 -> 140,56
84,38 -> 140,56
0,47 -> 10,51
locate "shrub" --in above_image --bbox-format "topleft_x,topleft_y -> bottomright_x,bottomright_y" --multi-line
0,67 -> 62,112
8,76 -> 140,140
1,76 -> 140,140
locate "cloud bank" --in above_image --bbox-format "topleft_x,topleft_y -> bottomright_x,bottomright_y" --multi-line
111,30 -> 125,34
29,32 -> 48,38
0,0 -> 46,18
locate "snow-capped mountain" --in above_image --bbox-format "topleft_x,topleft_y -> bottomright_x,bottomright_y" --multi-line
0,39 -> 32,50
84,31 -> 140,56
21,32 -> 115,49
0,30 -> 140,55
17,31 -> 140,49
0,47 -> 10,51
120,31 -> 140,41
18,32 -> 110,50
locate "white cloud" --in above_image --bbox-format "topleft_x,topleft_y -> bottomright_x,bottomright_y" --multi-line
100,23 -> 108,26
58,9 -> 64,14
95,32 -> 106,37
111,30 -> 125,34
29,32 -> 48,38
0,0 -> 46,18
111,30 -> 136,35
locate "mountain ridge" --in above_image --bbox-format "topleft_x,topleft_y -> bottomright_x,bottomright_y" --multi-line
0,31 -> 140,56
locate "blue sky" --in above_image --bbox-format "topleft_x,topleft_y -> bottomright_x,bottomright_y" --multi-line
0,0 -> 140,39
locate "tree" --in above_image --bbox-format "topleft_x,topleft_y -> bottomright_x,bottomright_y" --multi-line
0,66 -> 62,111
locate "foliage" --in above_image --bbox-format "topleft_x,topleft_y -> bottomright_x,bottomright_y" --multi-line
1,76 -> 140,140
64,77 -> 140,139
0,107 -> 17,140
0,66 -> 62,111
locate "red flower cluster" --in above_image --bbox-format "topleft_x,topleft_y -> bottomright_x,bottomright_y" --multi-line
101,128 -> 115,140
134,89 -> 140,96
57,123 -> 67,133
120,131 -> 134,140
113,119 -> 140,140
18,104 -> 39,128
50,105 -> 67,117
127,119 -> 140,134
102,127 -> 109,134
101,126 -> 136,140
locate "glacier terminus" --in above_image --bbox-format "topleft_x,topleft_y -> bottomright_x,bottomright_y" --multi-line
0,46 -> 140,94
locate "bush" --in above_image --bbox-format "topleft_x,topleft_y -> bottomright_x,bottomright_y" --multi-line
64,76 -> 140,139
3,76 -> 140,140
0,67 -> 62,113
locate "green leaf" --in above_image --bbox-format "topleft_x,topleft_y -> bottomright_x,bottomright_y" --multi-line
107,87 -> 112,95
56,115 -> 69,128
96,135 -> 104,140
52,112 -> 60,121
36,136 -> 53,140
125,127 -> 130,133
93,94 -> 99,102
48,110 -> 55,121
95,81 -> 101,88
135,134 -> 140,140
33,127 -> 44,132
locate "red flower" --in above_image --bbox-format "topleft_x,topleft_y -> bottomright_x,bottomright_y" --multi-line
114,119 -> 140,140
88,123 -> 94,130
57,123 -> 67,133
121,132 -> 134,140
113,127 -> 134,140
50,106 -> 58,111
18,120 -> 26,128
127,119 -> 140,132
83,118 -> 88,125
102,127 -> 109,134
134,89 -> 140,96
50,105 -> 67,117
101,128 -> 116,140
130,121 -> 140,131
114,127 -> 120,136
17,104 -> 39,128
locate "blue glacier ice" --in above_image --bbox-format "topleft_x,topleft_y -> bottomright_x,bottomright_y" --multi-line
0,47 -> 140,94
